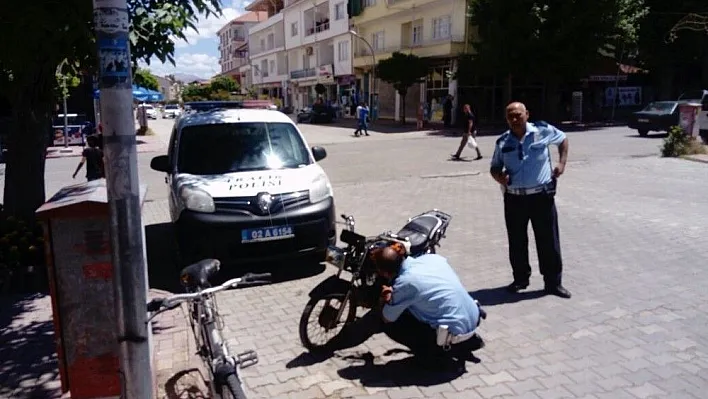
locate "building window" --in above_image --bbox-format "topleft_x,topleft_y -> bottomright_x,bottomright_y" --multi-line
291,22 -> 298,37
338,41 -> 349,61
260,38 -> 265,51
432,16 -> 451,39
261,60 -> 269,77
372,31 -> 385,51
335,2 -> 346,20
269,60 -> 275,74
412,24 -> 423,45
267,33 -> 274,50
364,0 -> 376,6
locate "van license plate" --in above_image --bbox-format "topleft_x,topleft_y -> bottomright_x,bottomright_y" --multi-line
241,226 -> 294,243
638,118 -> 649,123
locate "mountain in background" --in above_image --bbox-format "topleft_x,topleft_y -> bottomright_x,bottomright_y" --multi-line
172,73 -> 207,83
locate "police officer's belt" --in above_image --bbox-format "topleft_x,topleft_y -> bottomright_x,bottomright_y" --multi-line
505,182 -> 555,196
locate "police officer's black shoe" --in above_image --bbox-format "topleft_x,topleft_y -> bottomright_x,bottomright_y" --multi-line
506,281 -> 529,293
545,285 -> 572,299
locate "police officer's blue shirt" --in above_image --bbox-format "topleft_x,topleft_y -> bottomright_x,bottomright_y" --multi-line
382,254 -> 479,335
490,122 -> 566,189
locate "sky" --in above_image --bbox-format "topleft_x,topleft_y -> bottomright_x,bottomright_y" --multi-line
137,0 -> 250,79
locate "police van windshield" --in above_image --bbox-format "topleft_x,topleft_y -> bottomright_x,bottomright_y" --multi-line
177,122 -> 312,175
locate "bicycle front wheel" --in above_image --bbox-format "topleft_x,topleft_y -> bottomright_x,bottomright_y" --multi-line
219,372 -> 248,399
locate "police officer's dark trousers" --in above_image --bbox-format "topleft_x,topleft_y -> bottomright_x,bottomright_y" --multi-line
503,191 -> 563,286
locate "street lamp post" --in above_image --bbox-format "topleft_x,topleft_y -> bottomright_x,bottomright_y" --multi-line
349,30 -> 376,120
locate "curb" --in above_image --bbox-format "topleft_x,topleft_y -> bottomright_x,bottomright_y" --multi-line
682,155 -> 708,164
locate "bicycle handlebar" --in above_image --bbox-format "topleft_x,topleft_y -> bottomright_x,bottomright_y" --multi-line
147,272 -> 272,315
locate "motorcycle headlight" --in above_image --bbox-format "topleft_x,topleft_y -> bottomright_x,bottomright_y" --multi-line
309,174 -> 333,204
180,186 -> 215,213
326,246 -> 345,269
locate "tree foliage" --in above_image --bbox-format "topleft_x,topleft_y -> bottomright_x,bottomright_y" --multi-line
0,0 -> 223,217
636,2 -> 708,95
376,52 -> 428,123
208,75 -> 239,93
468,0 -> 648,82
181,76 -> 240,101
134,68 -> 160,90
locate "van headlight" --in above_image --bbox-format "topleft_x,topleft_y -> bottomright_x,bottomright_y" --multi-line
309,174 -> 333,204
180,186 -> 215,213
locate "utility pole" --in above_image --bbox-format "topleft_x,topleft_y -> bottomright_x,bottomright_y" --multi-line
92,0 -> 154,398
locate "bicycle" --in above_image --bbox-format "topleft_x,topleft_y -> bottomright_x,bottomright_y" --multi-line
147,259 -> 272,399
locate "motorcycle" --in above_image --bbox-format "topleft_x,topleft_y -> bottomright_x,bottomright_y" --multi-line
298,209 -> 452,352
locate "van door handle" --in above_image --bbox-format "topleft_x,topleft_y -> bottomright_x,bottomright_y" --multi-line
164,176 -> 168,184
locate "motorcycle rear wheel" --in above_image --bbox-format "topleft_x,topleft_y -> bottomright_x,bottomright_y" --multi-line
299,293 -> 357,352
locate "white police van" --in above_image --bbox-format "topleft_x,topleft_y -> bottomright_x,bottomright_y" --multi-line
150,101 -> 336,265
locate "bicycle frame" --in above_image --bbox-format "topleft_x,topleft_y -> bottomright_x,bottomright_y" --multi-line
148,273 -> 265,398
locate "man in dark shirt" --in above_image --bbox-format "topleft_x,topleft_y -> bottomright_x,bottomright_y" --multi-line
452,104 -> 483,160
72,135 -> 104,181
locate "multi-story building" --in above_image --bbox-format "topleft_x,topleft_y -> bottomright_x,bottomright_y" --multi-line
245,0 -> 354,111
350,0 -> 469,121
244,0 -> 288,100
217,11 -> 268,84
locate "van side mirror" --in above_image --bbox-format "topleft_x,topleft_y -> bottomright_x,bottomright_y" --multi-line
150,155 -> 169,172
311,146 -> 327,162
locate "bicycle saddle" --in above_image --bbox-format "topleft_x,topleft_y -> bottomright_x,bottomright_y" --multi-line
180,259 -> 221,289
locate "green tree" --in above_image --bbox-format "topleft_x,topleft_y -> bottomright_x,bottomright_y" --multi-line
0,0 -> 222,217
208,75 -> 238,93
636,3 -> 708,98
468,0 -> 647,117
181,83 -> 211,101
134,67 -> 160,91
376,52 -> 428,123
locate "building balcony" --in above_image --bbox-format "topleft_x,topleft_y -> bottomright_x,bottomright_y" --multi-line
354,35 -> 464,56
304,3 -> 330,37
248,12 -> 284,36
290,68 -> 317,80
305,21 -> 330,37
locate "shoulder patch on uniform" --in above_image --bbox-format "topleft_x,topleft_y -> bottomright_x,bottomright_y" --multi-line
495,132 -> 509,144
533,120 -> 548,127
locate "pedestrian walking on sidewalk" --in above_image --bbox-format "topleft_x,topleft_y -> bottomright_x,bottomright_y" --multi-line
489,102 -> 571,299
72,135 -> 105,182
452,104 -> 482,161
354,102 -> 370,137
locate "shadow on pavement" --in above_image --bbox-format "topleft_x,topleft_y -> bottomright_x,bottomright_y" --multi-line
470,286 -> 546,306
145,222 -> 183,293
0,293 -> 62,399
625,133 -> 668,139
336,351 -> 467,388
162,368 -> 209,399
145,222 -> 327,293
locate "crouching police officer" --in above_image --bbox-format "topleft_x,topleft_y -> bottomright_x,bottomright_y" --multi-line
490,102 -> 571,299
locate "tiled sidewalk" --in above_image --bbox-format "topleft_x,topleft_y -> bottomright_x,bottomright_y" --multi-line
0,290 -> 207,399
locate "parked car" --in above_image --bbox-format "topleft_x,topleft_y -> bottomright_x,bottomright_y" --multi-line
296,103 -> 336,124
162,104 -> 182,119
149,101 -> 336,265
629,90 -> 708,137
138,104 -> 158,119
628,101 -> 681,137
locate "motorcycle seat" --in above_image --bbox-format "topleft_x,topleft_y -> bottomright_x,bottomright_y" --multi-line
396,215 -> 442,255
180,258 -> 220,289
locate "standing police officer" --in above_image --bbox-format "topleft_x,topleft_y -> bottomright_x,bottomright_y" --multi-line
490,102 -> 571,299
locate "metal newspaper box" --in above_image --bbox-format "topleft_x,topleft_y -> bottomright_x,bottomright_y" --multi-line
36,179 -> 149,399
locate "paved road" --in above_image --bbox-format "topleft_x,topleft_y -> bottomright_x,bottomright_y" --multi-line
3,118 -> 708,398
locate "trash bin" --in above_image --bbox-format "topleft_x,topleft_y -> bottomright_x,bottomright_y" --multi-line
678,102 -> 701,137
36,179 -> 149,399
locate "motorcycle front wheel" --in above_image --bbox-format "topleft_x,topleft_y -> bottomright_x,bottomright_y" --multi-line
299,293 -> 357,352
